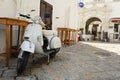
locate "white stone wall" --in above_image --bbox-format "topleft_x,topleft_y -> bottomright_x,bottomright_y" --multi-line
77,0 -> 120,40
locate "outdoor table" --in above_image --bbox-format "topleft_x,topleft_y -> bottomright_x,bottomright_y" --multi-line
0,17 -> 29,66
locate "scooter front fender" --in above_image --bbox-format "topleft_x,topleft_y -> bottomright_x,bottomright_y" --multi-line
20,41 -> 35,53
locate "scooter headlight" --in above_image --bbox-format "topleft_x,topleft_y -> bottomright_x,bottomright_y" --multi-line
34,16 -> 40,24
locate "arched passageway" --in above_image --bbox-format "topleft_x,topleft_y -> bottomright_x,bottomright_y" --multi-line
85,17 -> 102,40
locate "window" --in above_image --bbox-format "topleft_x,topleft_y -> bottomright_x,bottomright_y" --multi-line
40,0 -> 53,30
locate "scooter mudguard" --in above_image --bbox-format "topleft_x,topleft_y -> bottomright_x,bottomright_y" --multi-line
20,41 -> 35,53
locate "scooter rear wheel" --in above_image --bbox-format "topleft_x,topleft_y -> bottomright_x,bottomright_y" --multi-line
50,48 -> 60,58
17,51 -> 30,74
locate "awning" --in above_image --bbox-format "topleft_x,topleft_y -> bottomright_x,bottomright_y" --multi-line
111,18 -> 120,23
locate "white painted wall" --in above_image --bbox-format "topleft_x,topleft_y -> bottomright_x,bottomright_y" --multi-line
16,0 -> 79,30
68,0 -> 79,29
44,0 -> 53,4
107,2 -> 120,40
0,0 -> 16,30
16,0 -> 40,18
52,0 -> 79,30
16,0 -> 78,30
0,0 -> 16,18
109,2 -> 120,18
52,0 -> 71,30
0,0 -> 17,53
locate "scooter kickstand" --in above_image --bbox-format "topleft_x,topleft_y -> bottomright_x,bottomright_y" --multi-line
47,55 -> 50,65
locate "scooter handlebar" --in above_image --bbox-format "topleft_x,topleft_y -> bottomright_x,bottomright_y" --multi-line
19,13 -> 30,19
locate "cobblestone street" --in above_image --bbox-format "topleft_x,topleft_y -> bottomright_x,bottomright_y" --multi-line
0,41 -> 120,80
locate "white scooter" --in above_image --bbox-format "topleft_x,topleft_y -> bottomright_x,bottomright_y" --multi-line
17,14 -> 61,74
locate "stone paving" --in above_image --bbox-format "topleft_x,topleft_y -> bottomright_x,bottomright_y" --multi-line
0,41 -> 120,80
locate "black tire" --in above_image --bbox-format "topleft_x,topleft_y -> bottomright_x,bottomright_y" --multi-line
50,48 -> 60,58
17,51 -> 30,74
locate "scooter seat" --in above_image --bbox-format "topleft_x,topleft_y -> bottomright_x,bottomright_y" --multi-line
42,30 -> 57,36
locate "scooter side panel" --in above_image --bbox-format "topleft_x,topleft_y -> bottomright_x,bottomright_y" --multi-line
50,37 -> 61,49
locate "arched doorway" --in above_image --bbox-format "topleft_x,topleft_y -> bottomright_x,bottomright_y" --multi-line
85,17 -> 102,40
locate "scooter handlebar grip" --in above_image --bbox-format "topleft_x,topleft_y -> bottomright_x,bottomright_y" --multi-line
19,14 -> 30,19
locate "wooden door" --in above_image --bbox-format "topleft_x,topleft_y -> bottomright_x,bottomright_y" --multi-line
92,24 -> 98,40
40,0 -> 53,30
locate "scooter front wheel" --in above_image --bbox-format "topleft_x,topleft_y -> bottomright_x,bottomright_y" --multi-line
17,51 -> 30,74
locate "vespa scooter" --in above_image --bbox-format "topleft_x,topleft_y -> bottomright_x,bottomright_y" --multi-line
17,14 -> 61,74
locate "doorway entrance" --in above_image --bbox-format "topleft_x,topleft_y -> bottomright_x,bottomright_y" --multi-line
40,0 -> 53,30
114,24 -> 120,39
92,24 -> 98,40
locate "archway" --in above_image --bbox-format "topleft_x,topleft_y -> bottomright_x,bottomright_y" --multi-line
85,17 -> 102,40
